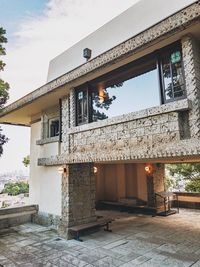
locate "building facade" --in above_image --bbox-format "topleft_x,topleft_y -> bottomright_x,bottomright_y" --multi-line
0,0 -> 200,237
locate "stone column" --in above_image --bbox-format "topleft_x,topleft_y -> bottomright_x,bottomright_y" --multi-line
59,163 -> 96,239
147,164 -> 165,207
69,88 -> 76,128
181,35 -> 200,138
61,96 -> 70,154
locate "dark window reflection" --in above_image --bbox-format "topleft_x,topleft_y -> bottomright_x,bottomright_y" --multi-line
49,119 -> 59,137
77,89 -> 88,125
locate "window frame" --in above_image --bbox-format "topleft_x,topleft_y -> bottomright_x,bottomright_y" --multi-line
159,44 -> 186,104
75,41 -> 186,126
49,117 -> 60,138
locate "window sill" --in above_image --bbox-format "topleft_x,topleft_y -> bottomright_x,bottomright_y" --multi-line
70,98 -> 191,134
36,136 -> 59,145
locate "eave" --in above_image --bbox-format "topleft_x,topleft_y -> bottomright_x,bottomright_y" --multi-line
0,1 -> 199,126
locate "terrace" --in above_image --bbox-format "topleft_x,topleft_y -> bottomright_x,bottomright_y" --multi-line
0,209 -> 199,267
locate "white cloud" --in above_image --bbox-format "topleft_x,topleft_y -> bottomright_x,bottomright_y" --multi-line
0,0 -> 139,173
3,0 -> 139,102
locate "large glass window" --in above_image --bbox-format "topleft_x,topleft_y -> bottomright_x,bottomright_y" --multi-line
75,42 -> 185,126
160,47 -> 185,102
91,69 -> 159,122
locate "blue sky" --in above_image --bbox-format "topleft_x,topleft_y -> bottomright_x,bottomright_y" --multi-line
0,0 -> 139,174
0,0 -> 47,41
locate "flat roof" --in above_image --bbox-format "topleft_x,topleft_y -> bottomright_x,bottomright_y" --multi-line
47,0 -> 197,82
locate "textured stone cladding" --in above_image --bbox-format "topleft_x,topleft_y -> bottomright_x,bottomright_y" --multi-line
1,2 -> 199,117
38,35 -> 200,166
59,163 -> 96,238
61,96 -> 70,153
147,164 -> 165,207
70,112 -> 181,161
38,98 -> 200,165
182,35 -> 200,138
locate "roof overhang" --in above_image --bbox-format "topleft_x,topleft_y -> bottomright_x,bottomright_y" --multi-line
0,1 -> 199,126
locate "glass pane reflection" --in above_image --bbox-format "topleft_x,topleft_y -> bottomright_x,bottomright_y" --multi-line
92,69 -> 159,121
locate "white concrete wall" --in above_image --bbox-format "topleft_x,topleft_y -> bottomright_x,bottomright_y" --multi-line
47,0 -> 196,82
39,142 -> 60,159
29,122 -> 61,216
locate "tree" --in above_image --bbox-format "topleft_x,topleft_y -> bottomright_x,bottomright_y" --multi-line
2,181 -> 29,196
23,155 -> 30,167
0,27 -> 9,156
166,163 -> 200,192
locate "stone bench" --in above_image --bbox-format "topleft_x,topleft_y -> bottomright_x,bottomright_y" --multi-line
69,218 -> 113,241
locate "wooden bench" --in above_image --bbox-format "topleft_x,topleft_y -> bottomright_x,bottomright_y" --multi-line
69,218 -> 113,241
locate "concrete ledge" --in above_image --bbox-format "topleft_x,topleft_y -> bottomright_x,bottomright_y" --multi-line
36,136 -> 59,145
69,99 -> 191,134
0,205 -> 38,229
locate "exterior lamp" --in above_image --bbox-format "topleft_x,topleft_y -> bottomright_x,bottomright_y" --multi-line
83,48 -> 92,61
93,166 -> 98,174
145,164 -> 153,175
58,166 -> 67,176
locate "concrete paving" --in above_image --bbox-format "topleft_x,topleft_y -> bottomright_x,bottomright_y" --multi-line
0,209 -> 200,267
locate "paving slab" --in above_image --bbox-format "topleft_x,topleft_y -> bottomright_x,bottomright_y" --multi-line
0,209 -> 199,266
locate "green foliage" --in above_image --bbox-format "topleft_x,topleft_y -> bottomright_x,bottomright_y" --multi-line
185,180 -> 200,193
0,27 -> 9,156
2,182 -> 29,196
23,155 -> 30,167
166,163 -> 200,192
165,176 -> 176,191
167,163 -> 200,180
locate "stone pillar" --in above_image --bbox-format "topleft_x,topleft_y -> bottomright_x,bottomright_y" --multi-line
69,88 -> 76,128
181,35 -> 200,138
59,163 -> 96,239
61,96 -> 70,154
147,164 -> 165,207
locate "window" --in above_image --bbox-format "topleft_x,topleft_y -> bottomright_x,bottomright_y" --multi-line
160,46 -> 185,103
76,88 -> 89,125
75,42 -> 186,126
49,118 -> 59,137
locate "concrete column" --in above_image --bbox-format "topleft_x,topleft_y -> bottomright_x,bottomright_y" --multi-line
182,35 -> 200,138
59,163 -> 96,238
147,164 -> 165,207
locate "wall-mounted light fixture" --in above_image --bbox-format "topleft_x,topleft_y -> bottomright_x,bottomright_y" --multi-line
93,166 -> 98,174
58,166 -> 67,176
145,164 -> 153,175
83,48 -> 92,61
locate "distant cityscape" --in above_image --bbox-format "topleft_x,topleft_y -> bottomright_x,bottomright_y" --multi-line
0,170 -> 29,208
0,170 -> 29,191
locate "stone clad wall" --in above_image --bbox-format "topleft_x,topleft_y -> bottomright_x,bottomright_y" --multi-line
50,98 -> 190,164
147,164 -> 165,207
182,35 -> 200,138
70,112 -> 181,162
59,163 -> 96,238
37,35 -> 200,165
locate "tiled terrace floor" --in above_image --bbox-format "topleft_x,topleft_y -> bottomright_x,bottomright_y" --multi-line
0,209 -> 200,267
